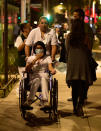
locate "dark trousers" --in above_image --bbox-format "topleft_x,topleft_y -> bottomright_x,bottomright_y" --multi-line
84,85 -> 89,99
59,43 -> 66,63
71,80 -> 86,111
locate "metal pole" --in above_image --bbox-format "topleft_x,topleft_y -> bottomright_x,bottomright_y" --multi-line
47,0 -> 48,14
43,0 -> 48,16
43,0 -> 45,15
21,0 -> 26,23
3,0 -> 8,83
26,0 -> 30,21
89,0 -> 91,24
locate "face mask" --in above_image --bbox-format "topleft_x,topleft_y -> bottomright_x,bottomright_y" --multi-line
35,49 -> 44,54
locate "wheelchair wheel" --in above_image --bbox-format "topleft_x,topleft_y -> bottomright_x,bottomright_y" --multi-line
49,78 -> 53,119
49,78 -> 58,121
52,78 -> 58,121
19,79 -> 27,119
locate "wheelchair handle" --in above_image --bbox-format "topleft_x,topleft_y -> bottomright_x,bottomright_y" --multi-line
44,70 -> 53,77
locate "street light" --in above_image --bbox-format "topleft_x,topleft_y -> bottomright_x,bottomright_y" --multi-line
100,0 -> 101,4
58,5 -> 63,10
46,14 -> 50,20
53,4 -> 66,14
93,1 -> 96,18
60,2 -> 63,5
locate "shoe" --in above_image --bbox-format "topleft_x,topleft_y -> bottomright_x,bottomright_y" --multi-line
73,109 -> 77,115
67,98 -> 72,101
22,103 -> 33,110
76,105 -> 84,117
73,105 -> 78,115
84,98 -> 87,105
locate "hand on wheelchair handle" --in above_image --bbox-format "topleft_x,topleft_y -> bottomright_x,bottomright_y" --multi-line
50,69 -> 56,75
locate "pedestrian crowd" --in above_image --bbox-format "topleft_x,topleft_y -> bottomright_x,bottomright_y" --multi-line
14,8 -> 98,117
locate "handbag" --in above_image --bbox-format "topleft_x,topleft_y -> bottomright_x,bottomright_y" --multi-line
89,56 -> 98,81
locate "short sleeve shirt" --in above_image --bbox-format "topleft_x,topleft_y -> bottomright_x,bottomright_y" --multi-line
14,36 -> 23,48
25,27 -> 57,55
27,55 -> 52,74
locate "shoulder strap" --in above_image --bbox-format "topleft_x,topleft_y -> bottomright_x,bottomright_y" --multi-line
20,34 -> 26,42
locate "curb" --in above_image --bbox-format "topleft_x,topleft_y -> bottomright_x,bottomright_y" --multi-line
0,76 -> 19,98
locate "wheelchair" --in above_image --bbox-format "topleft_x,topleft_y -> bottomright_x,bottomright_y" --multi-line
19,71 -> 58,121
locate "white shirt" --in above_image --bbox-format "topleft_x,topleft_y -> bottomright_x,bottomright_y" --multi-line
27,55 -> 52,80
14,35 -> 23,48
27,55 -> 52,74
25,27 -> 57,55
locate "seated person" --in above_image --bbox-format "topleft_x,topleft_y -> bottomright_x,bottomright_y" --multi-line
23,41 -> 56,109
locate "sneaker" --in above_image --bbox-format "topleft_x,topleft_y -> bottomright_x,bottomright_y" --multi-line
21,103 -> 33,110
73,109 -> 77,115
76,105 -> 84,117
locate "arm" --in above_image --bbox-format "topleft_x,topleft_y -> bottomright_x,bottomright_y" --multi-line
84,35 -> 92,52
25,45 -> 30,57
51,45 -> 57,61
51,29 -> 58,61
17,40 -> 25,51
25,29 -> 34,57
85,24 -> 94,50
26,53 -> 44,72
26,57 -> 38,72
48,63 -> 56,75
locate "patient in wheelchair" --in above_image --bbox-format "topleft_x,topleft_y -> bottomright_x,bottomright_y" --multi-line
23,41 -> 56,109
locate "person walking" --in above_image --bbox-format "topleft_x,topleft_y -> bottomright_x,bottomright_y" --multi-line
67,8 -> 94,101
66,19 -> 93,116
25,16 -> 57,61
54,24 -> 61,54
15,23 -> 32,76
59,23 -> 69,63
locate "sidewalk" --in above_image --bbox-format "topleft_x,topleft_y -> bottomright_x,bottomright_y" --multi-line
18,62 -> 101,131
0,61 -> 101,131
53,70 -> 101,131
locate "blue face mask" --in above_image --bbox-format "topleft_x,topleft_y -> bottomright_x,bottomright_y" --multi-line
35,49 -> 44,54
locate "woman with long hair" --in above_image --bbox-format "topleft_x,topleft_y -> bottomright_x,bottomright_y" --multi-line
66,19 -> 93,116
